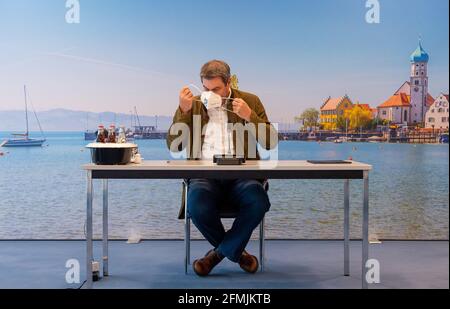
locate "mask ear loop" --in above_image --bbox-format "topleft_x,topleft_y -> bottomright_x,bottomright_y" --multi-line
221,98 -> 235,113
222,107 -> 235,113
188,84 -> 203,94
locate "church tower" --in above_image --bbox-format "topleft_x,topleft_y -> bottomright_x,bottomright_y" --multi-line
409,39 -> 430,124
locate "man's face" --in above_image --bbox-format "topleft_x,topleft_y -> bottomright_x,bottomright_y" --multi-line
202,77 -> 231,100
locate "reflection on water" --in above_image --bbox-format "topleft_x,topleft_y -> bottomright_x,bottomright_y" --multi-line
0,132 -> 448,240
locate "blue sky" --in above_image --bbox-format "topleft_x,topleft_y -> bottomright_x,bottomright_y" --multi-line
0,0 -> 448,122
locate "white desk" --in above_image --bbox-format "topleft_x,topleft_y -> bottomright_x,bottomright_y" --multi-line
83,160 -> 372,288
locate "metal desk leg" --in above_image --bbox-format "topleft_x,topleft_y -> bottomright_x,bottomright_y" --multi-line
344,179 -> 350,276
362,171 -> 369,289
102,179 -> 109,277
86,171 -> 93,289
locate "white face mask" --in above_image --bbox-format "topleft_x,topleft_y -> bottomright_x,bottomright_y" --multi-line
201,91 -> 222,110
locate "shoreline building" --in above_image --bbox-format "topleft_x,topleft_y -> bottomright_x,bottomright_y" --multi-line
319,95 -> 353,130
377,91 -> 412,124
377,40 -> 434,125
425,93 -> 449,130
357,104 -> 378,119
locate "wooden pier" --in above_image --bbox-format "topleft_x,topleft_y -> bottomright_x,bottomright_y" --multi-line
388,131 -> 441,144
86,129 -> 445,144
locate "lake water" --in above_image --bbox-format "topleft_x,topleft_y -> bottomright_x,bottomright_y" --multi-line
0,132 -> 448,240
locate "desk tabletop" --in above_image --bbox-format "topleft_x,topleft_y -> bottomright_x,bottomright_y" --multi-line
83,160 -> 372,171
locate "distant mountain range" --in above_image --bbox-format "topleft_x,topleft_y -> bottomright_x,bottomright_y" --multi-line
0,108 -> 173,132
0,108 -> 298,132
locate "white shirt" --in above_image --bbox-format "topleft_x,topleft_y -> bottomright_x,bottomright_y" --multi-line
201,89 -> 234,159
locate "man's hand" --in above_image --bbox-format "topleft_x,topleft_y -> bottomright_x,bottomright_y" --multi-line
232,98 -> 252,122
179,86 -> 194,114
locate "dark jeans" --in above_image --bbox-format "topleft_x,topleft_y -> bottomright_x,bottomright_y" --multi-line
187,179 -> 271,262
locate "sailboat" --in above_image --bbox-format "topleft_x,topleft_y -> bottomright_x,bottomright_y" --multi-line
0,86 -> 46,147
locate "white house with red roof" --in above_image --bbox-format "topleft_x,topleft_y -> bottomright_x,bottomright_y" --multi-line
377,92 -> 412,124
425,93 -> 449,130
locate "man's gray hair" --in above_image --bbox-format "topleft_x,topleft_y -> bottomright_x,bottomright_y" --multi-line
200,60 -> 231,85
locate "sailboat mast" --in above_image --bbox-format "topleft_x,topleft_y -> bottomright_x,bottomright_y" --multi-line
24,85 -> 29,137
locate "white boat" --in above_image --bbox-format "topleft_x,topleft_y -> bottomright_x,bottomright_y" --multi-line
367,135 -> 386,143
307,132 -> 317,141
1,86 -> 46,147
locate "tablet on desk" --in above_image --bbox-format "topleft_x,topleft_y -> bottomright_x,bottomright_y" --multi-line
307,160 -> 352,164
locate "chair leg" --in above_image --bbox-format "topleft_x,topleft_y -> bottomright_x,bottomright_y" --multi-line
184,181 -> 189,274
187,218 -> 191,265
259,217 -> 265,272
185,217 -> 189,274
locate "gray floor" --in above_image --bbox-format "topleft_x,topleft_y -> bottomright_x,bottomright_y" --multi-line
0,240 -> 448,289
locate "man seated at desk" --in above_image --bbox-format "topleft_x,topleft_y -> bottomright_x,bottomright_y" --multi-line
167,60 -> 278,276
